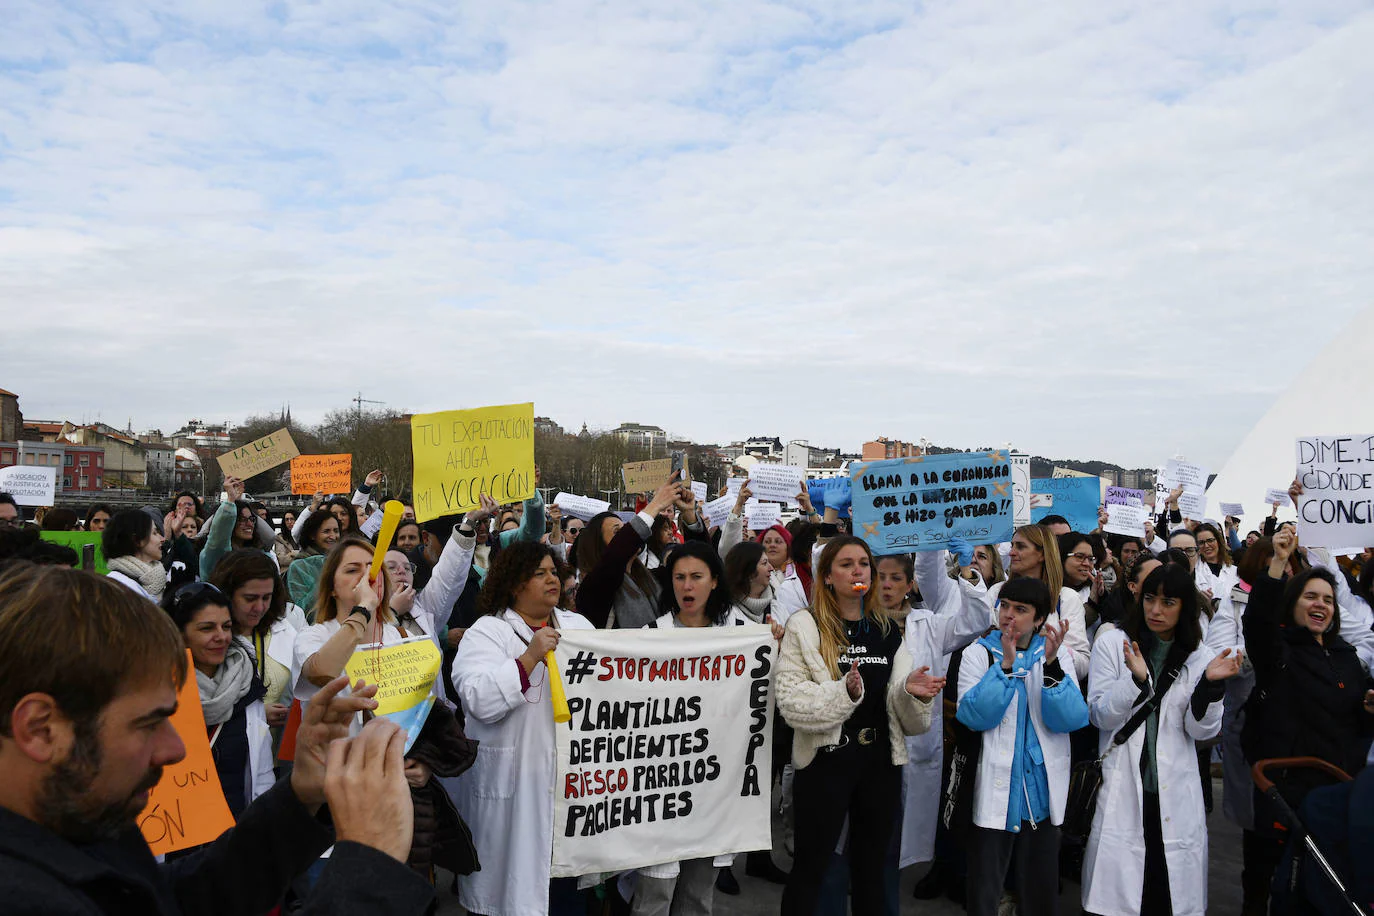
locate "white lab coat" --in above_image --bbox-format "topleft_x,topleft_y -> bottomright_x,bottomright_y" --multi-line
898,552 -> 990,867
983,581 -> 1090,681
450,608 -> 595,916
243,699 -> 276,803
1081,630 -> 1221,916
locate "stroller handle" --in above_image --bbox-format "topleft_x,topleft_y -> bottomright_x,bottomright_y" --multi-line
1250,756 -> 1353,793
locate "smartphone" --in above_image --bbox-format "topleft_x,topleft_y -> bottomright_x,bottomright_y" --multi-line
81,544 -> 95,572
670,451 -> 687,481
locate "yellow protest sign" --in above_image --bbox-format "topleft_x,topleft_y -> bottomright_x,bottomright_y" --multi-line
410,402 -> 535,523
345,636 -> 442,751
137,651 -> 236,855
216,427 -> 301,479
290,453 -> 353,494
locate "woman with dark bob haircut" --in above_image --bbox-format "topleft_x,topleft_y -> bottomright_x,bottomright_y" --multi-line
103,508 -> 167,601
451,541 -> 597,916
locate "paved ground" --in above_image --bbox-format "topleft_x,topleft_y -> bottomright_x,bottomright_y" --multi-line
439,778 -> 1244,914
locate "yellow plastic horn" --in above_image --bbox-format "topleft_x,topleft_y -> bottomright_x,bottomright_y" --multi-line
547,652 -> 572,723
368,500 -> 406,582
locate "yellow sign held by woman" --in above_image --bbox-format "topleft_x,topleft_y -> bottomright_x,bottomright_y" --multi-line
410,402 -> 535,523
345,636 -> 442,752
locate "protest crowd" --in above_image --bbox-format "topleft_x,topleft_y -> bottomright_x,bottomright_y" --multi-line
1,418 -> 1372,916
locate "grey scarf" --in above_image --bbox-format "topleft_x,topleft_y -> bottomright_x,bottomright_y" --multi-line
197,638 -> 255,727
107,555 -> 166,599
737,591 -> 774,624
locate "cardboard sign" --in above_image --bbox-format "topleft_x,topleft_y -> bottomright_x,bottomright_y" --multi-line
290,454 -> 353,495
1264,488 -> 1293,507
0,465 -> 56,506
1103,503 -> 1150,538
40,531 -> 107,573
554,492 -> 612,521
137,651 -> 236,855
1030,476 -> 1102,534
344,636 -> 442,753
1052,466 -> 1094,479
850,451 -> 1014,555
1219,502 -> 1244,518
1294,435 -> 1374,548
1011,454 -> 1031,526
216,428 -> 300,480
621,458 -> 675,494
747,464 -> 805,505
410,402 -> 535,523
552,626 -> 774,877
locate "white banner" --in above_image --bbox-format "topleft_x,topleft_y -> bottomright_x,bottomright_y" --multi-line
0,465 -> 56,506
552,627 -> 775,877
555,492 -> 612,521
747,464 -> 805,504
1295,435 -> 1374,548
1011,454 -> 1031,526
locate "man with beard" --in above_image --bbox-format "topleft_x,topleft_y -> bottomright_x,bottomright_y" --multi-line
0,563 -> 434,915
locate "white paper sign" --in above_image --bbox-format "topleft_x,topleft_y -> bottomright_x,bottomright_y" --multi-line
1103,503 -> 1150,538
552,626 -> 775,877
1294,435 -> 1374,548
555,492 -> 612,521
1264,488 -> 1293,507
690,481 -> 707,504
725,478 -> 746,497
743,502 -> 782,530
1219,502 -> 1244,518
0,465 -> 56,506
747,464 -> 805,504
1178,492 -> 1207,519
703,494 -> 735,529
1011,455 -> 1031,526
1161,459 -> 1209,493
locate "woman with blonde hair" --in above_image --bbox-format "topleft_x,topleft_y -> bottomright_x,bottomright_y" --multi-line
775,534 -> 943,916
294,535 -> 479,881
984,524 -> 1090,680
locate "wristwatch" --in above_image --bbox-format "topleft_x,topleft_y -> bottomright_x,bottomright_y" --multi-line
348,605 -> 373,624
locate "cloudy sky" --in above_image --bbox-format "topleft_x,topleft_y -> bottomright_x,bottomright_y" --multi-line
3,1 -> 1371,470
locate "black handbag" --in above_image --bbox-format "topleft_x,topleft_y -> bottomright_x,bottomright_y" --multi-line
1062,664 -> 1180,842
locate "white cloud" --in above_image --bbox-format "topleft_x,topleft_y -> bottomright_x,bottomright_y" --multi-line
2,1 -> 1372,469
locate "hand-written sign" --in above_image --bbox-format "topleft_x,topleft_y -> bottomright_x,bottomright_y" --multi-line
622,458 -> 675,494
552,626 -> 774,877
1105,486 -> 1144,507
1294,435 -> 1374,548
40,531 -> 107,573
850,451 -> 1014,555
0,465 -> 56,506
747,464 -> 805,504
344,636 -> 442,753
138,651 -> 235,855
290,454 -> 353,495
1030,476 -> 1102,534
1011,454 -> 1031,526
410,403 -> 535,524
216,428 -> 300,479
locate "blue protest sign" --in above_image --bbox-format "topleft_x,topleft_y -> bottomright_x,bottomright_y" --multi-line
1030,477 -> 1102,533
850,451 -> 1014,555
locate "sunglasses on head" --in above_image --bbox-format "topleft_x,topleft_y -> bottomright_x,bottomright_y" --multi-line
172,581 -> 226,608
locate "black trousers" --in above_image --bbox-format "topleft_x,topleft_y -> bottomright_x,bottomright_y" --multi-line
780,739 -> 901,916
966,821 -> 1062,916
1141,790 -> 1172,915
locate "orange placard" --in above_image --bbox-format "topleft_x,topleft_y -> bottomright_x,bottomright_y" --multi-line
136,652 -> 236,855
290,454 -> 353,495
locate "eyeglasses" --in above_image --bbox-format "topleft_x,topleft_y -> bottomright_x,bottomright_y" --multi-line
0,516 -> 21,529
1176,546 -> 1199,556
1065,552 -> 1094,562
1197,538 -> 1218,547
566,526 -> 584,534
385,561 -> 418,576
